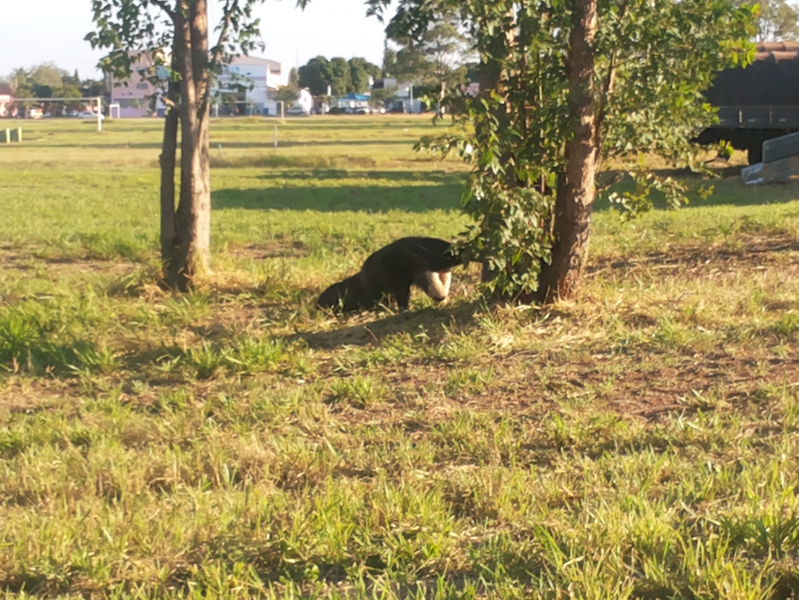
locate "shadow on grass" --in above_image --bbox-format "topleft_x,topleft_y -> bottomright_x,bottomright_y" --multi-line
214,139 -> 416,149
26,139 -> 416,150
291,301 -> 483,350
213,181 -> 462,213
595,169 -> 799,211
256,169 -> 461,182
587,234 -> 799,275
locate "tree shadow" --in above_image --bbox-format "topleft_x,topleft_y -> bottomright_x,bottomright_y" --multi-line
255,169 -> 461,183
595,168 -> 799,210
212,180 -> 463,213
587,234 -> 799,275
288,300 -> 483,350
213,139 -> 415,149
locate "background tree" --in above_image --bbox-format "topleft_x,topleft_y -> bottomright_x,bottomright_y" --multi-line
386,14 -> 471,111
31,84 -> 53,99
272,86 -> 299,105
328,57 -> 352,96
61,69 -> 82,88
750,0 -> 799,40
88,0 -> 278,290
6,68 -> 29,93
382,44 -> 397,77
28,62 -> 63,89
385,43 -> 436,84
80,78 -> 106,99
288,66 -> 299,87
348,57 -> 381,93
271,68 -> 300,107
299,56 -> 381,96
369,85 -> 398,109
298,56 -> 332,95
52,84 -> 84,116
367,0 -> 755,303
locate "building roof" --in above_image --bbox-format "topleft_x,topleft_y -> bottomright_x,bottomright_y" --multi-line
755,41 -> 799,61
229,55 -> 282,69
706,42 -> 799,106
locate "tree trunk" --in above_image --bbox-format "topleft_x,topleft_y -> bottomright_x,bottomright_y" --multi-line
534,0 -> 599,303
165,0 -> 211,291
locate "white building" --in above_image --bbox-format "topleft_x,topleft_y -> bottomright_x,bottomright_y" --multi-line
214,56 -> 289,116
291,89 -> 314,115
105,52 -> 165,117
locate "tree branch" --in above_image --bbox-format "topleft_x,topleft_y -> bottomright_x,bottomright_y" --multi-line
210,0 -> 238,69
593,49 -> 616,154
151,0 -> 177,21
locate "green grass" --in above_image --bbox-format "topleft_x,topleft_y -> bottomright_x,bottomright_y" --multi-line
1,115 -> 799,599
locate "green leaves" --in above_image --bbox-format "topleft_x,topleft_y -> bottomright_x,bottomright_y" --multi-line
381,0 -> 754,300
87,0 -> 275,88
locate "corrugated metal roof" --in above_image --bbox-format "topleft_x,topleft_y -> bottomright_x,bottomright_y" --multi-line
755,41 -> 799,61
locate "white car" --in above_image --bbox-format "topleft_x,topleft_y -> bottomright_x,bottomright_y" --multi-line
80,112 -> 104,120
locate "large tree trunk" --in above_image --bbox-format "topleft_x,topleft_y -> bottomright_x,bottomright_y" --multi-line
535,0 -> 599,303
165,0 -> 211,291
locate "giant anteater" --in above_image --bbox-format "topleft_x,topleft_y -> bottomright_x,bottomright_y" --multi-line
316,236 -> 463,313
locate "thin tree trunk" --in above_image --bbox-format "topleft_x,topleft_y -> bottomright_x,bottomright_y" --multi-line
190,0 -> 211,277
534,0 -> 599,303
167,0 -> 211,291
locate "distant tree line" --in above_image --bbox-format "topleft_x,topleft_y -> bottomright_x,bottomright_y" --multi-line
1,62 -> 105,99
297,56 -> 382,97
383,15 -> 474,110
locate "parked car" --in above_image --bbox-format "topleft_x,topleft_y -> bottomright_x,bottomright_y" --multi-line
79,112 -> 104,120
355,107 -> 372,114
285,105 -> 308,116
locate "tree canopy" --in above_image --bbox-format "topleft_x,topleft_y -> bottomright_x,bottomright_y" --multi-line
298,56 -> 381,96
87,0 -> 280,290
1,63 -> 105,103
366,0 -> 756,301
750,0 -> 799,40
384,12 -> 473,103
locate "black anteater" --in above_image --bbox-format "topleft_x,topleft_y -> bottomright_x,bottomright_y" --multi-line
317,237 -> 463,313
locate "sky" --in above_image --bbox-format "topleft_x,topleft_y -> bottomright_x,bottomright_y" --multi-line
0,0 -> 392,81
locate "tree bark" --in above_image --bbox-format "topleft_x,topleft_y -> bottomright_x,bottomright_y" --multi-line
165,0 -> 211,291
534,0 -> 599,303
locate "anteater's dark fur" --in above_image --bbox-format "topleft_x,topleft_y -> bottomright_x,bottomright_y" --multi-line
316,237 -> 463,313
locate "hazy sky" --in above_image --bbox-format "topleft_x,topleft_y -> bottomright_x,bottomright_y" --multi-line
0,0 -> 391,80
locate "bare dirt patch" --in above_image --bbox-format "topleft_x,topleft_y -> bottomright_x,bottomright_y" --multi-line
322,347 -> 799,432
0,246 -> 135,276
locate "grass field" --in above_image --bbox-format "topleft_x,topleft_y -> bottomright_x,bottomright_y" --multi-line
1,116 -> 799,599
